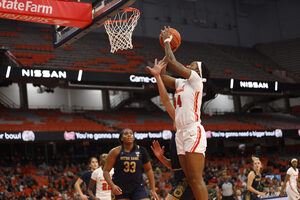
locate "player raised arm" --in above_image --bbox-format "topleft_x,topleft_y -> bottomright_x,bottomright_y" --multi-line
147,58 -> 175,120
161,26 -> 191,79
151,140 -> 172,170
156,56 -> 177,90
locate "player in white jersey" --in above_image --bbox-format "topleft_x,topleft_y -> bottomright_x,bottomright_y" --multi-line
88,154 -> 114,200
160,26 -> 208,200
279,158 -> 300,200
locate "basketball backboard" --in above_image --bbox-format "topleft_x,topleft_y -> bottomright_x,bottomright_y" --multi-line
53,0 -> 136,48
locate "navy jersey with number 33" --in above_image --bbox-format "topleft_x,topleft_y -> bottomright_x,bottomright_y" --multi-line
112,145 -> 149,193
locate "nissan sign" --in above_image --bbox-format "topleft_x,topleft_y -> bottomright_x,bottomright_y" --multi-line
230,79 -> 280,93
21,69 -> 67,79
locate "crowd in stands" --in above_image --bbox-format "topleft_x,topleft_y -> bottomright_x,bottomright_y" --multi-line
0,154 -> 79,200
0,151 -> 293,200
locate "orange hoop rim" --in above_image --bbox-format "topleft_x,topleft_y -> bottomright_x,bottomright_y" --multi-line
105,7 -> 140,24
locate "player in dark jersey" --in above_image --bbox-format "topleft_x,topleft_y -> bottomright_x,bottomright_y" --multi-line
243,156 -> 266,200
75,156 -> 99,200
148,57 -> 194,200
151,137 -> 194,200
103,129 -> 159,200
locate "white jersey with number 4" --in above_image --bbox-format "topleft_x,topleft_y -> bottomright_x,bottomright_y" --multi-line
91,167 -> 114,199
174,70 -> 204,129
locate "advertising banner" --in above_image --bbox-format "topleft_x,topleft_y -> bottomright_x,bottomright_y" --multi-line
0,0 -> 92,28
206,129 -> 283,139
0,130 -> 173,142
229,78 -> 281,93
0,129 -> 295,143
3,65 -> 300,93
0,65 -> 156,86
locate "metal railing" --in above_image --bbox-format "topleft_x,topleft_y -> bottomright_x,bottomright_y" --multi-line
110,92 -> 130,108
0,91 -> 19,108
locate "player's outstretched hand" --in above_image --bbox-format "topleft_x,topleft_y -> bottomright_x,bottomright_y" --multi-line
161,26 -> 172,41
111,184 -> 122,195
259,192 -> 267,198
151,140 -> 165,160
146,58 -> 167,77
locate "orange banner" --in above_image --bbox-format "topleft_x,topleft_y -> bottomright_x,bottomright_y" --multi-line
0,0 -> 92,28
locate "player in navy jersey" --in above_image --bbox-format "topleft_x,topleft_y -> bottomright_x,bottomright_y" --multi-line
75,157 -> 99,200
243,156 -> 266,200
148,59 -> 194,200
103,129 -> 159,200
151,137 -> 194,200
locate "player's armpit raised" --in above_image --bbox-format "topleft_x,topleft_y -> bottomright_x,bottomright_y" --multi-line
189,70 -> 204,89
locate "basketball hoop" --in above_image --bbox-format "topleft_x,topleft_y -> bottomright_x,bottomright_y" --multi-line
104,7 -> 140,53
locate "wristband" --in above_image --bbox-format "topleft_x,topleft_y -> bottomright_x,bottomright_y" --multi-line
164,35 -> 173,43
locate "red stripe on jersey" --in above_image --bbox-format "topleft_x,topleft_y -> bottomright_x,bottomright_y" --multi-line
175,88 -> 184,94
288,179 -> 300,196
173,97 -> 176,109
190,126 -> 201,152
194,91 -> 200,121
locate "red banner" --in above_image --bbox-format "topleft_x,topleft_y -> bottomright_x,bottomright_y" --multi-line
0,0 -> 92,28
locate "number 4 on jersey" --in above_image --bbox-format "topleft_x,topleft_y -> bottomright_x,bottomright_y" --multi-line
174,95 -> 182,108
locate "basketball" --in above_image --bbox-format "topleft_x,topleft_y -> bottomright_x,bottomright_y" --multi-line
159,28 -> 181,52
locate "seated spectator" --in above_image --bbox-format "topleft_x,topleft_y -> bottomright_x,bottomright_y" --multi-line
238,171 -> 247,183
267,186 -> 277,197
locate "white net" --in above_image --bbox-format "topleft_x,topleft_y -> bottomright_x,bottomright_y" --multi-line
104,8 -> 140,53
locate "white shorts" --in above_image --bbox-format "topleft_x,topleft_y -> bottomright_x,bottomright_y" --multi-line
286,186 -> 300,200
175,123 -> 207,155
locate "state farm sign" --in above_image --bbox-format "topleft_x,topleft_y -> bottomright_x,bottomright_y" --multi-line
0,0 -> 53,14
0,0 -> 92,28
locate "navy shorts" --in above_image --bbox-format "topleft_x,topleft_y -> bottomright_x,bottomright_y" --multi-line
112,184 -> 149,200
243,191 -> 260,200
169,179 -> 194,200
